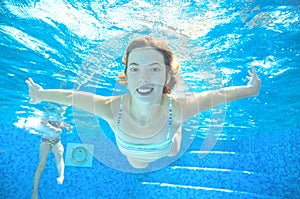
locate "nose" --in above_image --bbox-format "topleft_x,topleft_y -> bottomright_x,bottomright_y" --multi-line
138,70 -> 149,83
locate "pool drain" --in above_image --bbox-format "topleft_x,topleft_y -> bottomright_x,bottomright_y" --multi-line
65,143 -> 94,167
71,146 -> 88,164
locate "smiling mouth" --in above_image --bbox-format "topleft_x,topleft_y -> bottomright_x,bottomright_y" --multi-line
136,87 -> 154,96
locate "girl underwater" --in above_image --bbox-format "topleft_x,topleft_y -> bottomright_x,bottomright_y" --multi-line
26,36 -> 261,169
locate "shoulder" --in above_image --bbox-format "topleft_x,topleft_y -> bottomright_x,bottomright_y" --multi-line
99,94 -> 127,123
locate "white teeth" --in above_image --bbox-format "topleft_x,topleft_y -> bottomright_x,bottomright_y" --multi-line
137,88 -> 152,93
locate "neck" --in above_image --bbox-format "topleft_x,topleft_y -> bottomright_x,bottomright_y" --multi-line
129,96 -> 164,126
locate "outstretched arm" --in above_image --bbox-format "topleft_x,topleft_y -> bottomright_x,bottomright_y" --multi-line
25,78 -> 115,121
175,66 -> 261,122
211,66 -> 261,102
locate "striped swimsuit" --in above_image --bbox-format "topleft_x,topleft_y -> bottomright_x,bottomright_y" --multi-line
115,96 -> 173,162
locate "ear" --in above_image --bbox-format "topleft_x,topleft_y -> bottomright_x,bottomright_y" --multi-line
117,72 -> 128,85
165,69 -> 172,85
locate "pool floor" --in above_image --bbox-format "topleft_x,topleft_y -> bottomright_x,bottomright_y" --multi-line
1,123 -> 299,199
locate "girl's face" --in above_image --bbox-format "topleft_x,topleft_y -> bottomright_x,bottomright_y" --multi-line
126,48 -> 168,103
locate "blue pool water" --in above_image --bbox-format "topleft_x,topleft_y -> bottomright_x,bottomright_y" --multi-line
1,0 -> 300,198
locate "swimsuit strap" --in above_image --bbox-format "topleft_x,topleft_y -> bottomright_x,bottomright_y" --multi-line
116,95 -> 123,134
167,97 -> 173,139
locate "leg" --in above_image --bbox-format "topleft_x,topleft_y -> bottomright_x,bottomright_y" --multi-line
32,141 -> 50,199
52,141 -> 64,185
168,127 -> 182,157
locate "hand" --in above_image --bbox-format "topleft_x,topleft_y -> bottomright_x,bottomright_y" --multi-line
61,122 -> 73,132
65,125 -> 72,132
46,122 -> 62,133
246,66 -> 261,96
25,78 -> 43,104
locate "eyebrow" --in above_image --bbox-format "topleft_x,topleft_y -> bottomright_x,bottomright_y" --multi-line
128,63 -> 139,66
128,62 -> 163,67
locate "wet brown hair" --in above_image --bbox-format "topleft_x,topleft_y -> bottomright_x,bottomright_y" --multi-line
118,36 -> 180,94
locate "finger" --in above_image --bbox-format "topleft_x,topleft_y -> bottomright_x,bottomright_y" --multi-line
247,70 -> 252,76
26,77 -> 34,85
28,77 -> 34,84
25,79 -> 32,86
252,66 -> 257,76
30,99 -> 38,104
25,78 -> 34,86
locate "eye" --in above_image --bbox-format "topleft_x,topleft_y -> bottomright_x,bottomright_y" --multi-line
129,67 -> 138,72
150,67 -> 161,72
